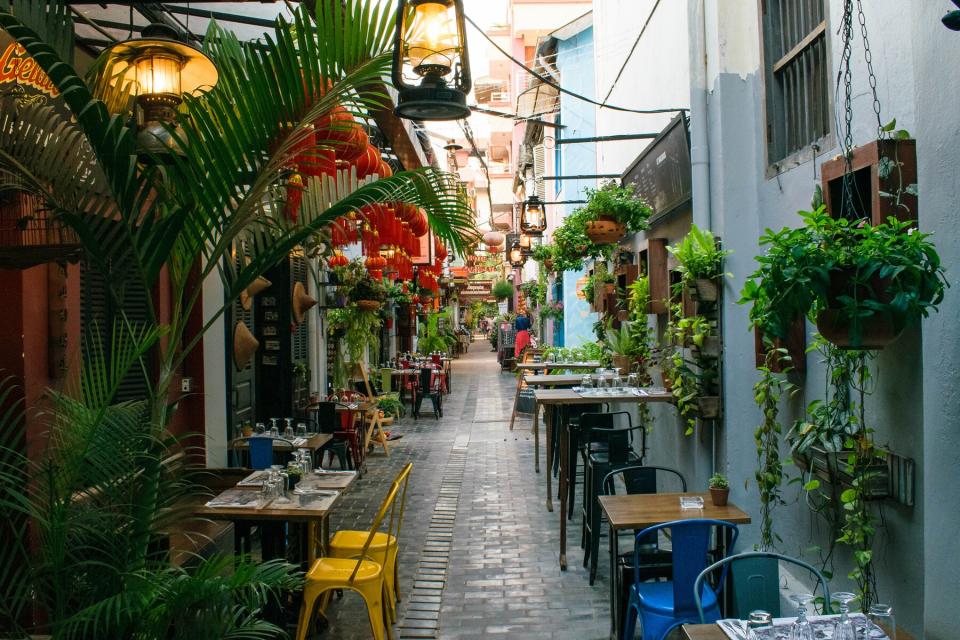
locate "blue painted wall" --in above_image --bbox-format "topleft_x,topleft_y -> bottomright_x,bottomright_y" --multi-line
555,25 -> 597,348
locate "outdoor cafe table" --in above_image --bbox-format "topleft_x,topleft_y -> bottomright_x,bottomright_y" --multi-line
532,388 -> 674,571
681,622 -> 914,640
194,470 -> 358,564
599,492 -> 751,640
230,432 -> 332,454
508,361 -> 603,431
520,373 -> 613,472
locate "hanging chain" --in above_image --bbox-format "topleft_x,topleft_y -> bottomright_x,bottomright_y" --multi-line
856,0 -> 884,137
839,0 -> 857,217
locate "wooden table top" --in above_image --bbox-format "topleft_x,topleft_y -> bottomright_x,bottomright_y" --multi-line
598,492 -> 752,530
681,625 -> 727,640
533,388 -> 674,405
229,432 -> 332,452
682,622 -> 915,640
515,361 -> 602,371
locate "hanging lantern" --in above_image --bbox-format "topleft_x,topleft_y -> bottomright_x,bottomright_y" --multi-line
328,251 -> 349,268
482,230 -> 504,248
508,239 -> 526,267
99,23 -> 218,157
520,194 -> 546,235
354,144 -> 381,179
391,0 -> 472,121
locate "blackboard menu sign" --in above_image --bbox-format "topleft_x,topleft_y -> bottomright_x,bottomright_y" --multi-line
621,114 -> 691,223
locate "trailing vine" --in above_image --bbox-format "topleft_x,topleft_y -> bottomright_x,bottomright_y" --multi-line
789,337 -> 881,609
753,347 -> 797,551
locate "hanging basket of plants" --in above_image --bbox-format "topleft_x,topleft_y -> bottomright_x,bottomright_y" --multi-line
356,299 -> 382,312
585,215 -> 627,244
740,208 -> 947,351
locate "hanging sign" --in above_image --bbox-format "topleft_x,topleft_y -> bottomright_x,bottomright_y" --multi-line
0,29 -> 71,121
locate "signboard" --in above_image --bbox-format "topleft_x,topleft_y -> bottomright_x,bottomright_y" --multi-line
621,114 -> 691,223
497,301 -> 508,316
460,279 -> 494,301
0,29 -> 70,121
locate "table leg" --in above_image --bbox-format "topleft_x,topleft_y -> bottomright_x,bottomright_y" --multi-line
508,371 -> 524,431
558,412 -> 569,570
610,522 -> 619,640
545,404 -> 554,512
533,401 -> 540,473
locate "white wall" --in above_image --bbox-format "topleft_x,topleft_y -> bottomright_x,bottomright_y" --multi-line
202,277 -> 228,467
591,0 -> 691,175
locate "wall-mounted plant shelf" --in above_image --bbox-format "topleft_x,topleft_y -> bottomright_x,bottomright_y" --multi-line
639,238 -> 669,314
795,445 -> 915,506
820,139 -> 917,225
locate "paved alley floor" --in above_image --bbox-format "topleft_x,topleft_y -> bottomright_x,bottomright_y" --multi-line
321,342 -> 612,640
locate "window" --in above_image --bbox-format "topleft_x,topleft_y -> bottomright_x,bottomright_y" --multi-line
760,0 -> 831,167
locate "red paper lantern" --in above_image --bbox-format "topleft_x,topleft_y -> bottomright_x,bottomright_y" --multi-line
285,173 -> 304,222
410,209 -> 429,237
328,252 -> 349,268
355,144 -> 381,179
378,160 -> 393,178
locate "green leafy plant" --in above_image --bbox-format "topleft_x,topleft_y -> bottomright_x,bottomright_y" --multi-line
604,320 -> 640,358
668,224 -> 731,286
708,473 -> 729,490
582,181 -> 652,232
667,350 -> 699,436
753,348 -> 797,551
666,313 -> 711,348
540,301 -> 564,320
664,304 -> 719,435
377,392 -> 406,419
491,279 -> 514,301
519,280 -> 546,307
739,207 -> 947,347
328,304 -> 383,365
552,208 -> 611,272
531,243 -> 555,266
418,310 -> 456,354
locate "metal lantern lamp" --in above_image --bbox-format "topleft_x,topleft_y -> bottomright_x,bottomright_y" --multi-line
508,239 -> 526,268
100,23 -> 218,156
392,0 -> 472,120
520,194 -> 546,235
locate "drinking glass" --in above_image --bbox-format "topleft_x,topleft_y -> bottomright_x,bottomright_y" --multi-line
627,373 -> 640,391
832,592 -> 860,640
867,604 -> 895,639
580,375 -> 593,395
255,422 -> 266,434
297,422 -> 307,438
789,593 -> 815,640
745,610 -> 773,640
611,373 -> 623,394
298,448 -> 313,473
269,418 -> 279,437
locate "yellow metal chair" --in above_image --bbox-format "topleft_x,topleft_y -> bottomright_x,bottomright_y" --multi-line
328,463 -> 413,623
296,480 -> 402,640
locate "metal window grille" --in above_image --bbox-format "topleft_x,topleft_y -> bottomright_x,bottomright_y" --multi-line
761,0 -> 831,164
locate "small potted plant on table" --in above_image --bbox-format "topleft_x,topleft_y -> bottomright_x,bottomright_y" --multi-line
708,473 -> 729,506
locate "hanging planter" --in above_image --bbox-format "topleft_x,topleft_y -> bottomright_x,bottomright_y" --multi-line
356,299 -> 382,312
585,215 -> 627,244
696,396 -> 721,419
692,278 -> 719,303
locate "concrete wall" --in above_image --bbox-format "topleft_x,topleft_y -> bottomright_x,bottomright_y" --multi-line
554,24 -> 598,347
569,1 -> 956,635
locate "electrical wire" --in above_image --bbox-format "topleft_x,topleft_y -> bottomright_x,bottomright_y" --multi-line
457,118 -> 497,230
464,13 -> 686,116
600,0 -> 662,106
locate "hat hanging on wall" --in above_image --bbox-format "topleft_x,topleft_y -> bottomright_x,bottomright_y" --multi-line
292,281 -> 318,324
240,276 -> 272,311
233,321 -> 259,371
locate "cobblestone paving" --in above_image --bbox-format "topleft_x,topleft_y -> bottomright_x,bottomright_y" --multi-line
320,344 -> 611,640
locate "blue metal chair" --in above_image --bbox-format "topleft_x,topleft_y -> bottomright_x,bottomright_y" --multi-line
693,551 -> 832,622
623,519 -> 739,640
244,436 -> 293,470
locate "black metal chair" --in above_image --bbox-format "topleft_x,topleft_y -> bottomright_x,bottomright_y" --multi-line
578,413 -> 646,584
311,402 -> 352,470
599,465 -> 687,589
413,367 -> 442,419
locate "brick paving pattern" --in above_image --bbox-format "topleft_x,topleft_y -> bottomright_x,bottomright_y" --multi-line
320,344 -> 611,640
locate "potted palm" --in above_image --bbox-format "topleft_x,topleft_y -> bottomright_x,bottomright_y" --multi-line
708,473 -> 730,506
740,207 -> 947,349
582,181 -> 652,244
668,224 -> 732,302
603,321 -> 639,374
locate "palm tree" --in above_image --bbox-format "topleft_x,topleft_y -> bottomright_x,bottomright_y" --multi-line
0,0 -> 476,636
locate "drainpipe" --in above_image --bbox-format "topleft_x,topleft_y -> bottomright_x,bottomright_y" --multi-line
688,0 -> 717,474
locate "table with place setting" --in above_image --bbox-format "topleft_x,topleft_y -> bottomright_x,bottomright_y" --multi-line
533,378 -> 674,570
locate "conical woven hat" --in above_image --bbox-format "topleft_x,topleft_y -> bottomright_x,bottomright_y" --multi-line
233,321 -> 259,370
240,276 -> 272,311
292,281 -> 317,324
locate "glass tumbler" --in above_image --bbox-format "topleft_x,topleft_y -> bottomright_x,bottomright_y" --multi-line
832,592 -> 859,640
867,604 -> 895,639
789,593 -> 815,640
745,610 -> 773,640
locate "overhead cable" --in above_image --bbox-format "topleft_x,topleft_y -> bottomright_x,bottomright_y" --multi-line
464,13 -> 686,116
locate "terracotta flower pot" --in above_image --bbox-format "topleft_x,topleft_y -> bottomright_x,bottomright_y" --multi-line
612,355 -> 632,375
585,215 -> 627,244
356,299 -> 381,312
709,487 -> 729,506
